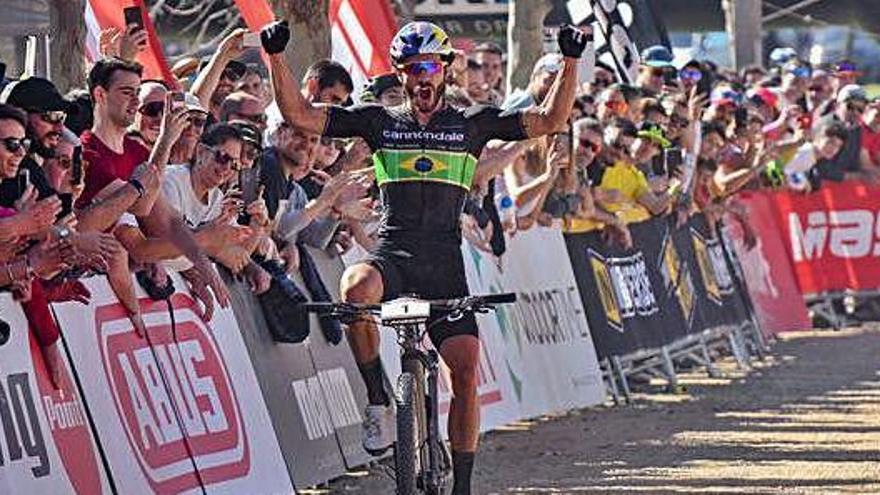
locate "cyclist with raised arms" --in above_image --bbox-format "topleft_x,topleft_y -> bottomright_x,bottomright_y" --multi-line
260,20 -> 589,494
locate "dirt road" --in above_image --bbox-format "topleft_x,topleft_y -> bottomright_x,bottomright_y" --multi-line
319,327 -> 880,494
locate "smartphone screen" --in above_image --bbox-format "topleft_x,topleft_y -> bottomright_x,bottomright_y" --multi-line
651,153 -> 666,177
239,168 -> 259,205
71,146 -> 83,185
664,148 -> 683,177
242,32 -> 262,48
57,193 -> 73,220
123,6 -> 144,30
170,91 -> 185,111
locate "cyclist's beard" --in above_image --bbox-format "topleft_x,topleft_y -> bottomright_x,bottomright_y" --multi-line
407,81 -> 445,114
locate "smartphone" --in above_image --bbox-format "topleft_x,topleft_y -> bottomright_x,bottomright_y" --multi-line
57,193 -> 73,220
71,146 -> 83,185
651,153 -> 666,177
123,6 -> 144,30
170,91 -> 185,111
664,147 -> 684,177
242,32 -> 262,48
17,168 -> 29,197
239,168 -> 259,205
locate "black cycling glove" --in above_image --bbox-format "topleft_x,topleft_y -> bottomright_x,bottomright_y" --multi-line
558,24 -> 589,59
261,20 -> 290,55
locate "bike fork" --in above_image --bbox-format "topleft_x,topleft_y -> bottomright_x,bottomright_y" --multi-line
424,349 -> 450,493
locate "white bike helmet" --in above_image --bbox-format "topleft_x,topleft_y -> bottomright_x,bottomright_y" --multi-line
389,22 -> 454,66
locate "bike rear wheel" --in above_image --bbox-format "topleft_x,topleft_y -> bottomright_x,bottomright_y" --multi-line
395,372 -> 419,494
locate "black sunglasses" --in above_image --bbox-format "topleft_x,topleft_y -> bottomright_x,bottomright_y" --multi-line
1,137 -> 31,154
139,101 -> 165,118
206,146 -> 241,170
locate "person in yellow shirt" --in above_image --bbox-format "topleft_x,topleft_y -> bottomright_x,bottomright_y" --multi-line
598,121 -> 673,217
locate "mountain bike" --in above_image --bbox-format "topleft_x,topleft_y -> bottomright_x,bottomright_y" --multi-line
303,293 -> 516,495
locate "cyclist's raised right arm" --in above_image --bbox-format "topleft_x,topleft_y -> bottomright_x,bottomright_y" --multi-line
268,53 -> 328,136
262,20 -> 328,135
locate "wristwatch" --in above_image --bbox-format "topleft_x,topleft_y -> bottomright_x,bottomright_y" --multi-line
129,178 -> 146,198
54,225 -> 71,240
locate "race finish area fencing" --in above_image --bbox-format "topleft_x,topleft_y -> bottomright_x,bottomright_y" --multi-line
10,182 -> 880,492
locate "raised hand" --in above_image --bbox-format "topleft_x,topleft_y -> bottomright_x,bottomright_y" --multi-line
260,20 -> 290,55
119,24 -> 149,61
558,24 -> 590,59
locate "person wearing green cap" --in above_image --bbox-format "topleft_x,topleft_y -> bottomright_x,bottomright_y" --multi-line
596,121 -> 674,217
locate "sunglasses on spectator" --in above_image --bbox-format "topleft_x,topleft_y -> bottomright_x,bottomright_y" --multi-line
223,67 -> 244,81
594,77 -> 614,87
139,101 -> 164,118
847,102 -> 867,113
787,66 -> 811,79
400,61 -> 443,77
808,85 -> 825,93
0,137 -> 31,154
36,111 -> 67,125
188,114 -> 207,128
679,69 -> 702,82
205,146 -> 241,170
579,138 -> 601,154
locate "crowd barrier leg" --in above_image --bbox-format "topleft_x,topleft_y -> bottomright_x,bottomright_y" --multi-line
660,346 -> 679,392
727,326 -> 750,370
602,358 -> 623,405
699,334 -> 722,378
610,356 -> 632,403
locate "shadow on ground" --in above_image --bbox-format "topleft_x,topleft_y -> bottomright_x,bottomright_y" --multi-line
320,327 -> 880,494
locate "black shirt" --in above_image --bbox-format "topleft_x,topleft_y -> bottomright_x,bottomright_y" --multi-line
323,103 -> 528,243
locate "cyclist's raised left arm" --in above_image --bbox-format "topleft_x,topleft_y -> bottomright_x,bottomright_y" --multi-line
520,25 -> 590,138
520,58 -> 579,138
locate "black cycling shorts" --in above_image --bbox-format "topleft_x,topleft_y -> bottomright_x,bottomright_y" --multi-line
365,238 -> 477,348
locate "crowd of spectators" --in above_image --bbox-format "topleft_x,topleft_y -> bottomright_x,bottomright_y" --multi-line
1,20 -> 877,388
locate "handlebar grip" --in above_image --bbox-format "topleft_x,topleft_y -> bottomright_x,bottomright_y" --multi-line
478,293 -> 517,305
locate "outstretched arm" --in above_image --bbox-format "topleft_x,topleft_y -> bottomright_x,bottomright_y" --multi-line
521,25 -> 590,138
262,21 -> 328,135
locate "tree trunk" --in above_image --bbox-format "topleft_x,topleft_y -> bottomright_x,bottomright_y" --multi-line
506,0 -> 553,96
723,0 -> 762,70
269,0 -> 331,82
393,0 -> 418,25
49,0 -> 87,92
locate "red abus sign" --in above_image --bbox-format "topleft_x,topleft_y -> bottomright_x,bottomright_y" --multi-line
767,181 -> 880,295
95,293 -> 250,493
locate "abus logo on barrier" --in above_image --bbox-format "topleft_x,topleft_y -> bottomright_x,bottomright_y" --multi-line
95,294 -> 249,493
589,249 -> 659,332
788,210 -> 880,261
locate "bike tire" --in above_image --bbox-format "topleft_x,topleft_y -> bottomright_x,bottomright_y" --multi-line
395,372 -> 418,495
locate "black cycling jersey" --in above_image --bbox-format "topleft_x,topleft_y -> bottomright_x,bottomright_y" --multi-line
323,103 -> 528,243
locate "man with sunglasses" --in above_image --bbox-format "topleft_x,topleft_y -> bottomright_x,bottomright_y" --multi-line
812,84 -> 878,184
0,77 -> 71,205
132,80 -> 168,149
189,29 -> 248,126
262,19 -> 589,495
638,45 -> 675,96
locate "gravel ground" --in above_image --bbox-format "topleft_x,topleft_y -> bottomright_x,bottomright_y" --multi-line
314,327 -> 880,494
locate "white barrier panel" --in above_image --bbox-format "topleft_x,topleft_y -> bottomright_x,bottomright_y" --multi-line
462,227 -> 606,418
51,275 -> 294,495
0,294 -> 112,494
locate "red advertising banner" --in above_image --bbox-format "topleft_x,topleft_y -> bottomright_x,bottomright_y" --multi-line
726,193 -> 811,334
764,181 -> 880,295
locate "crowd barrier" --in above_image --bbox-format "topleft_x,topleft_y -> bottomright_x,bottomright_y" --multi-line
4,215 -> 775,493
732,181 -> 880,328
564,214 -> 754,360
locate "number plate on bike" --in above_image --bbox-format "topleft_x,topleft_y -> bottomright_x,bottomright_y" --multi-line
381,298 -> 431,325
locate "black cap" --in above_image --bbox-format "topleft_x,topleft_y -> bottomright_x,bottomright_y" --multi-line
361,73 -> 401,101
2,77 -> 70,113
228,120 -> 262,150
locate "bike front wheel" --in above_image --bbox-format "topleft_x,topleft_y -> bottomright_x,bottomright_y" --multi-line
395,371 -> 418,495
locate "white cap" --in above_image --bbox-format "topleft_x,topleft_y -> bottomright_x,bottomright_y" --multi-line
184,93 -> 208,114
532,53 -> 563,75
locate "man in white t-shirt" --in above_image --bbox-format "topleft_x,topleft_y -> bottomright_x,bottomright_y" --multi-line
781,120 -> 848,190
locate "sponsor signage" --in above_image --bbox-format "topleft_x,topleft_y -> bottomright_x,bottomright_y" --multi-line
766,181 -> 880,294
0,295 -> 111,495
52,275 -> 292,495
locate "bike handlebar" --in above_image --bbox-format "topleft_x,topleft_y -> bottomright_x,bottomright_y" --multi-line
301,293 -> 517,316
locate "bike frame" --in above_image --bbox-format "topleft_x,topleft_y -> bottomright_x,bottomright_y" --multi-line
395,319 -> 449,494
